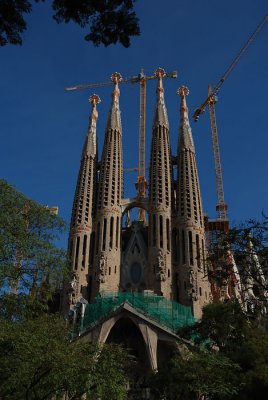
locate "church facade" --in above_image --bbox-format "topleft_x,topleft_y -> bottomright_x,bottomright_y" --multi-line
62,68 -> 211,320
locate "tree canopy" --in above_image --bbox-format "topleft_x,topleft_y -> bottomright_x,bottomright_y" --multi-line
0,179 -> 134,399
207,216 -> 268,316
0,179 -> 66,298
150,347 -> 241,400
176,301 -> 268,400
0,0 -> 140,47
148,301 -> 268,399
0,313 -> 133,399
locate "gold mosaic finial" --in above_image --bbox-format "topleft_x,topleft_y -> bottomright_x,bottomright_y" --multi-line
177,86 -> 190,97
89,94 -> 101,107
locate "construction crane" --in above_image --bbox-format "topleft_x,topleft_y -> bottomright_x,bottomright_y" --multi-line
65,68 -> 178,223
193,12 -> 268,220
207,86 -> 227,219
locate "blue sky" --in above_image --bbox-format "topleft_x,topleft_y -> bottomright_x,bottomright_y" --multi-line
1,0 -> 267,246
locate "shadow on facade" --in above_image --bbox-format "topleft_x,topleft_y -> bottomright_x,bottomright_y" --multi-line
157,339 -> 176,369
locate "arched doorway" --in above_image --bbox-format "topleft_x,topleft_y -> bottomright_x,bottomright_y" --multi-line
106,317 -> 151,378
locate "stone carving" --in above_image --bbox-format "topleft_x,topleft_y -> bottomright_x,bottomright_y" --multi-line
97,253 -> 106,283
70,272 -> 78,290
219,285 -> 230,302
188,269 -> 198,301
156,250 -> 166,282
66,272 -> 79,305
189,268 -> 194,287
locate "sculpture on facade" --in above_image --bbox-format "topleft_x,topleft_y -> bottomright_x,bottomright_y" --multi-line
97,253 -> 106,283
156,250 -> 166,282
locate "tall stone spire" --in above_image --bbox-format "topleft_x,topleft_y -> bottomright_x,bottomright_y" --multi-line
91,73 -> 123,300
152,68 -> 169,129
64,94 -> 100,311
148,68 -> 173,299
176,86 -> 211,318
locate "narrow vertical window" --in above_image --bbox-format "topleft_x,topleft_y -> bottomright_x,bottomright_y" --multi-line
109,216 -> 114,249
172,228 -> 177,262
196,234 -> 200,270
202,239 -> 206,274
116,216 -> 119,248
96,222 -> 100,254
89,232 -> 95,265
177,230 -> 180,264
160,215 -> 163,248
82,235 -> 87,256
182,230 -> 186,264
166,219 -> 170,251
102,218 -> 107,251
119,217 -> 122,247
75,236 -> 80,270
153,214 -> 156,247
188,231 -> 193,266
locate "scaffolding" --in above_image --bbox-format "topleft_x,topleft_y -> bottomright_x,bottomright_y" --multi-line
81,291 -> 195,334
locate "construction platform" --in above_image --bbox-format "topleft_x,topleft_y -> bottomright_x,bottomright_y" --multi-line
81,291 -> 195,334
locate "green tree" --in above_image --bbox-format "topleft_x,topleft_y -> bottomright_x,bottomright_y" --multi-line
0,313 -> 133,399
207,216 -> 268,315
178,301 -> 268,399
231,323 -> 268,399
179,300 -> 249,353
0,0 -> 140,47
0,179 -> 66,298
0,180 -> 134,399
150,348 -> 241,400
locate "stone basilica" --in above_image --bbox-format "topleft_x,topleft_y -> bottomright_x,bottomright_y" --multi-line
61,68 -> 212,372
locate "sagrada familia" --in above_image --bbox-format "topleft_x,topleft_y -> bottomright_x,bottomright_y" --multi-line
60,68 -> 232,374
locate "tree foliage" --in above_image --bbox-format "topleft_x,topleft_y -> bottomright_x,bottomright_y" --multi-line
0,179 -> 134,399
150,348 -> 241,400
207,215 -> 268,315
0,313 -> 132,399
0,0 -> 140,47
0,179 -> 66,296
177,301 -> 268,399
179,300 -> 249,353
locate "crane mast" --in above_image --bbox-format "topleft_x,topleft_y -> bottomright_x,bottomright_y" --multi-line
207,86 -> 227,219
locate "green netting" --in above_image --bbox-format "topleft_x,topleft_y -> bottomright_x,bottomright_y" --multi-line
81,291 -> 195,333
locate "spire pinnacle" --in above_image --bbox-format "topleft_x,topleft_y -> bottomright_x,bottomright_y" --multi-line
155,67 -> 166,100
106,72 -> 122,131
111,72 -> 122,101
177,86 -> 194,152
83,94 -> 100,157
153,67 -> 169,128
177,86 -> 190,121
89,94 -> 101,122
